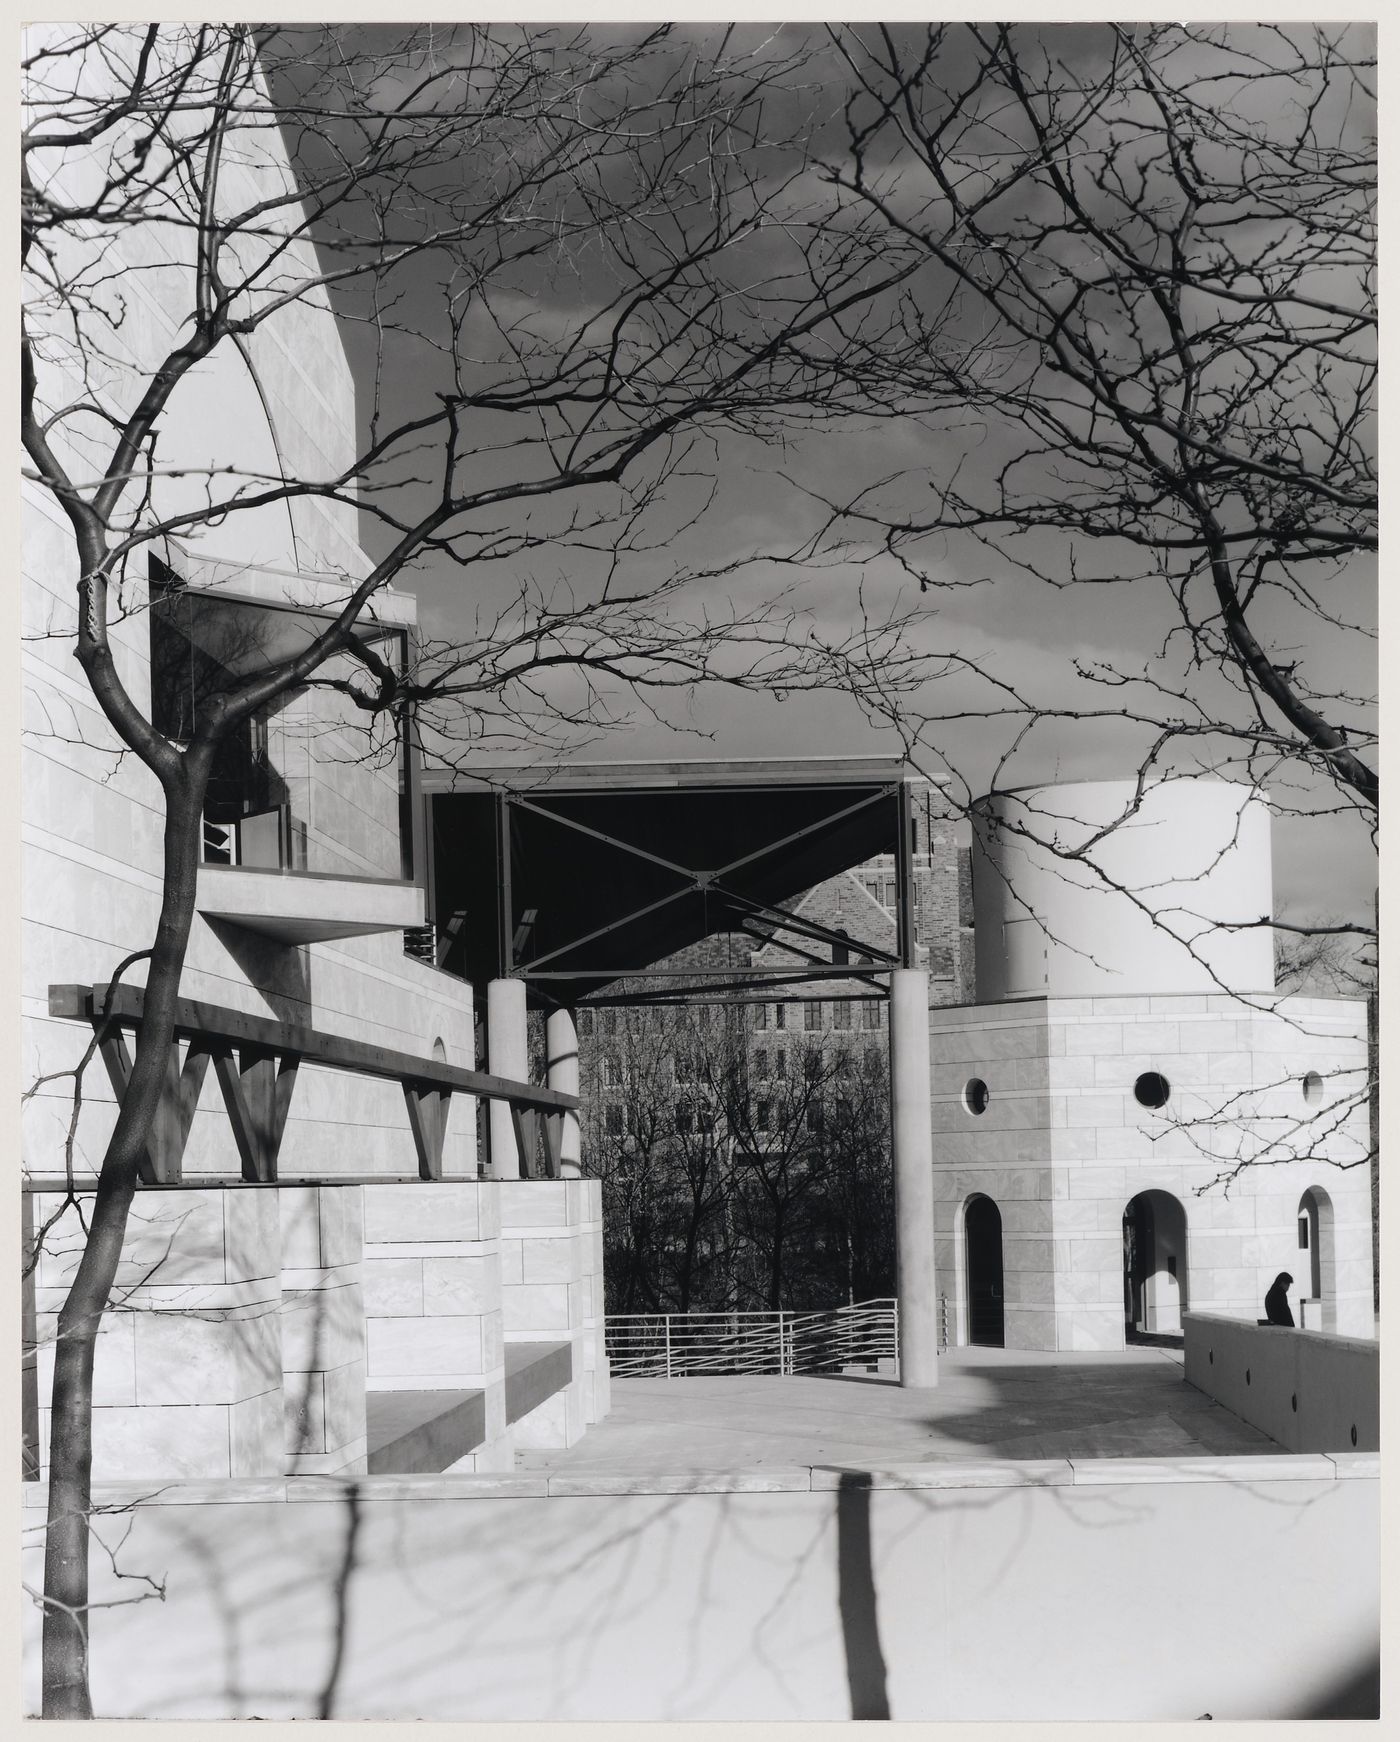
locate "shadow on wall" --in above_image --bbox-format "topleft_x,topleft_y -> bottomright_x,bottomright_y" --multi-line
835,1472 -> 889,1720
207,918 -> 311,1026
23,1462 -> 1378,1723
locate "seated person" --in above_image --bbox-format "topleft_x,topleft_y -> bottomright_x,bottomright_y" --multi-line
1260,1272 -> 1295,1327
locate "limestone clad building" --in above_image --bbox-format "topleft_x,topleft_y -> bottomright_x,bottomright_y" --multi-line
21,35 -> 605,1482
935,779 -> 1373,1350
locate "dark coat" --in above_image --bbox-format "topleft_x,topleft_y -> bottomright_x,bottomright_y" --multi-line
1264,1273 -> 1294,1327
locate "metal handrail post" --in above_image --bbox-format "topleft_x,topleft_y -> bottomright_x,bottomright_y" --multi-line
665,1315 -> 672,1380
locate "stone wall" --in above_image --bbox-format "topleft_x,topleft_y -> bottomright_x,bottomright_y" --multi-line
930,993 -> 1373,1351
500,1178 -> 609,1449
20,1456 -> 1379,1720
28,1180 -> 608,1482
1183,1313 -> 1379,1454
362,1181 -> 508,1472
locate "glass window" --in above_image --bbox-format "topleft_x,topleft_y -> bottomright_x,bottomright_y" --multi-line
775,1050 -> 788,1079
756,1099 -> 770,1132
605,1104 -> 623,1135
863,1001 -> 884,1030
577,1009 -> 594,1038
833,1001 -> 851,1031
150,566 -> 407,875
754,1003 -> 769,1030
675,1100 -> 694,1135
755,1049 -> 769,1079
804,1001 -> 823,1031
775,1003 -> 786,1030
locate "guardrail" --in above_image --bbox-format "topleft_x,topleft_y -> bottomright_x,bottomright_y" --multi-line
605,1298 -> 899,1379
47,981 -> 576,1185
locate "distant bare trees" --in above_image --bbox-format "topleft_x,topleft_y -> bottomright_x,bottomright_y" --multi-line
583,1001 -> 894,1314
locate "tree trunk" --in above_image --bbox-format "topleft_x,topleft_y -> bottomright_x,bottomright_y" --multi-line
767,1207 -> 785,1311
41,775 -> 205,1718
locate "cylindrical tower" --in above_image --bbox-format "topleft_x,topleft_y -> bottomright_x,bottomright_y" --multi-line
972,778 -> 1275,999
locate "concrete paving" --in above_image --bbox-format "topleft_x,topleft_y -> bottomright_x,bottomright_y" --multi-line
523,1345 -> 1279,1471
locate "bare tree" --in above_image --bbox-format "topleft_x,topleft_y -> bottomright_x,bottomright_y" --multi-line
21,22 -> 922,1714
803,22 -> 1374,956
585,996 -> 893,1315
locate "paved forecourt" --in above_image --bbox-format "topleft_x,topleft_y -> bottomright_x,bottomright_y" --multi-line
518,1343 -> 1277,1472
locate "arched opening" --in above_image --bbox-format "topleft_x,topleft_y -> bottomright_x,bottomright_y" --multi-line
964,1194 -> 1005,1347
1298,1186 -> 1336,1331
1122,1189 -> 1188,1345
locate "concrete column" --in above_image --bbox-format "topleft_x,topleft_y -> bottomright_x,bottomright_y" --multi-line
487,977 -> 528,1181
890,967 -> 939,1387
546,1008 -> 582,1180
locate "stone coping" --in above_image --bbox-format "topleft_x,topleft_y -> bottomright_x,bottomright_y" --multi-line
1183,1312 -> 1380,1358
21,1452 -> 1376,1510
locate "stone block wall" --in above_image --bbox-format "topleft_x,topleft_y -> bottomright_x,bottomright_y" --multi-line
362,1181 -> 508,1471
31,1187 -> 286,1479
279,1188 -> 367,1474
27,1179 -> 611,1482
499,1178 -> 609,1450
930,993 -> 1373,1352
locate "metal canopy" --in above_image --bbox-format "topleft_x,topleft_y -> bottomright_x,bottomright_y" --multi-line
421,757 -> 932,1008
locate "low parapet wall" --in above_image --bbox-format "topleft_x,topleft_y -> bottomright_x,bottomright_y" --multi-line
21,1455 -> 1379,1721
1183,1312 -> 1378,1453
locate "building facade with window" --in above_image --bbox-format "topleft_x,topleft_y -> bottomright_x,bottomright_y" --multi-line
933,779 -> 1374,1351
21,42 -> 605,1484
576,772 -> 1373,1353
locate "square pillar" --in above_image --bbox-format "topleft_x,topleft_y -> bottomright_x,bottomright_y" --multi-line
487,979 -> 528,1180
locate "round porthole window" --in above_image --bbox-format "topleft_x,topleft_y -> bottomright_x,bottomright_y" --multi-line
1302,1071 -> 1323,1105
1134,1070 -> 1171,1110
962,1078 -> 990,1116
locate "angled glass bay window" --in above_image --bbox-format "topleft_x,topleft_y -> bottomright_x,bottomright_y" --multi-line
149,561 -> 410,878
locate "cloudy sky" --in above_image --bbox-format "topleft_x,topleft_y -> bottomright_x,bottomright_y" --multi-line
307,20 -> 1375,930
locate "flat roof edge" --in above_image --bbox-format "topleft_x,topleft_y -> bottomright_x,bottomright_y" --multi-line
420,757 -> 948,794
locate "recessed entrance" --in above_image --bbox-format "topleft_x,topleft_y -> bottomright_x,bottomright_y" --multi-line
965,1193 -> 1005,1347
1298,1186 -> 1336,1330
1122,1189 -> 1188,1345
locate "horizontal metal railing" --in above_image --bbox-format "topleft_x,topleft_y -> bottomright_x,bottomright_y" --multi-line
605,1298 -> 899,1379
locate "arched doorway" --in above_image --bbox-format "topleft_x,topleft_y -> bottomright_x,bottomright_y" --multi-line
1123,1189 -> 1188,1343
1298,1187 -> 1336,1330
965,1194 -> 1005,1347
